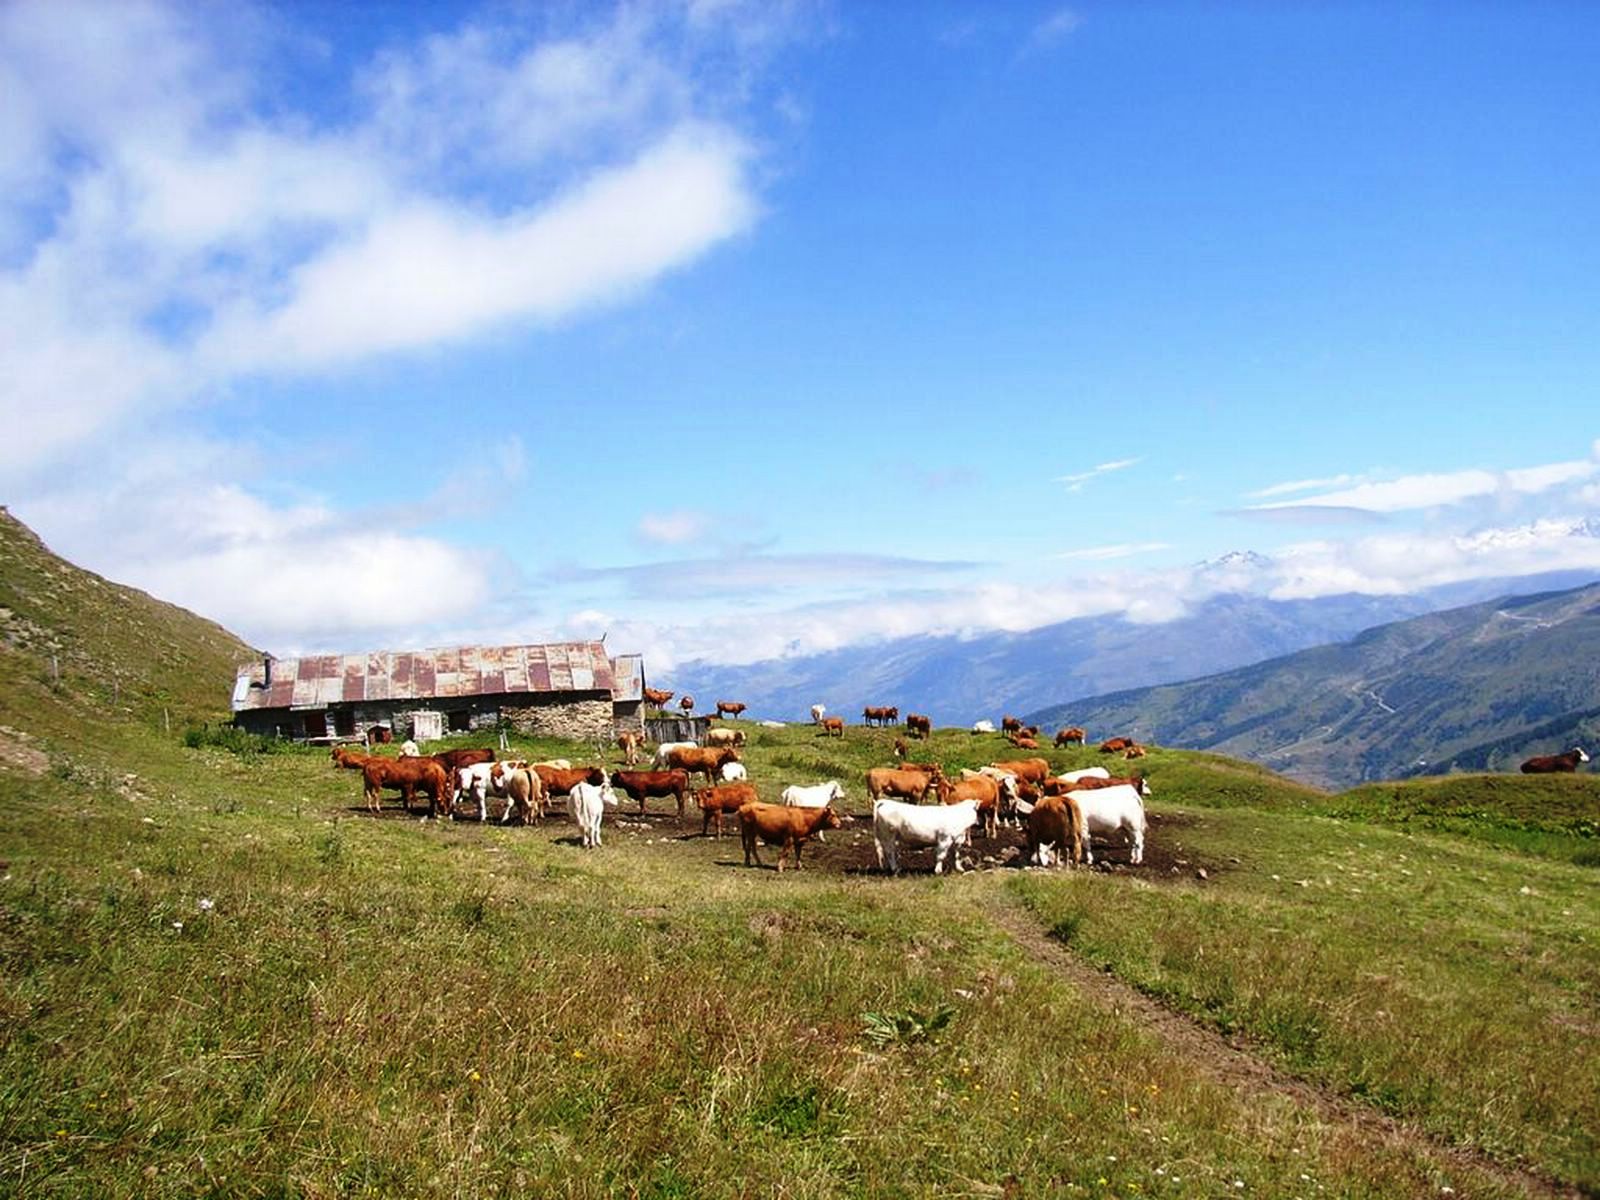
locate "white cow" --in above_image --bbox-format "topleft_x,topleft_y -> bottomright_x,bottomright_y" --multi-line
720,761 -> 748,782
452,761 -> 505,822
781,780 -> 845,809
653,741 -> 698,767
872,798 -> 980,875
810,703 -> 827,724
570,779 -> 619,849
1069,783 -> 1147,866
971,719 -> 997,734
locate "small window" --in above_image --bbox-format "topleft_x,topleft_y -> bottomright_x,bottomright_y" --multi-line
448,709 -> 472,733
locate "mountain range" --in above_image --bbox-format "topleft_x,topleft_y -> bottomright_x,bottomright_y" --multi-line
1027,581 -> 1600,789
675,564 -> 1600,727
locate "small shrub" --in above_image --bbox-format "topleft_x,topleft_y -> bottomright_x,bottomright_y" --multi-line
183,724 -> 284,756
860,1003 -> 956,1048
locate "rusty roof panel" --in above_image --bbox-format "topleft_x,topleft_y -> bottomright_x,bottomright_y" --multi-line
232,642 -> 622,711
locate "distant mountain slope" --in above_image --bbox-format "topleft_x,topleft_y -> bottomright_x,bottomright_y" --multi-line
675,571 -> 1599,726
0,507 -> 255,739
1027,582 -> 1600,789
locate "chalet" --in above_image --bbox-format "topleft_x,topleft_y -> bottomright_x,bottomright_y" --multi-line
231,642 -> 647,743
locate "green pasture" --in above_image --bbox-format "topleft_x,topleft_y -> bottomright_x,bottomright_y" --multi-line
1,710 -> 1596,1196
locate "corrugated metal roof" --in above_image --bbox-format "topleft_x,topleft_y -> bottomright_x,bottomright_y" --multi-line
232,642 -> 621,712
609,654 -> 643,703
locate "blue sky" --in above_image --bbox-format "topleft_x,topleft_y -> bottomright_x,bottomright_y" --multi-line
4,0 -> 1599,671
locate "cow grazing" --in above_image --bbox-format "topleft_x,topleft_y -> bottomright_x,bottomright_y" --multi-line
679,695 -> 696,714
810,703 -> 827,724
988,757 -> 1051,786
331,745 -> 370,770
906,714 -> 932,740
666,745 -> 742,784
571,780 -> 619,848
1009,734 -> 1040,750
1520,747 -> 1590,774
705,727 -> 747,749
972,719 -> 997,734
873,798 -> 980,875
453,761 -> 500,820
1001,716 -> 1023,734
866,766 -> 940,804
643,687 -> 674,710
738,802 -> 842,871
362,756 -> 450,817
781,780 -> 845,842
617,730 -> 645,765
820,716 -> 845,738
1099,737 -> 1133,754
1051,773 -> 1150,797
1026,795 -> 1083,868
893,737 -> 909,760
720,761 -> 748,782
1124,743 -> 1147,760
697,781 -> 760,838
1054,727 -> 1086,747
1069,783 -> 1147,866
610,769 -> 691,820
715,700 -> 747,720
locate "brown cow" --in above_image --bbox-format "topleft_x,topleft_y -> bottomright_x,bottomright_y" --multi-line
1026,795 -> 1083,867
643,687 -> 674,709
666,745 -> 741,784
893,737 -> 909,759
1009,734 -> 1040,750
705,727 -> 747,749
866,766 -> 940,803
1042,773 -> 1148,797
431,747 -> 495,775
362,756 -> 450,816
611,768 -> 691,820
331,745 -> 370,769
715,700 -> 747,720
906,713 -> 932,740
935,774 -> 1002,839
696,781 -> 760,838
1001,715 -> 1023,734
737,802 -> 842,872
988,757 -> 1051,785
679,695 -> 696,714
491,764 -> 546,824
1054,727 -> 1086,747
1520,747 -> 1589,773
533,764 -> 607,808
1124,744 -> 1147,760
1099,737 -> 1133,753
617,729 -> 645,765
820,716 -> 844,738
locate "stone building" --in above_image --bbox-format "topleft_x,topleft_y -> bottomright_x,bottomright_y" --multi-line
231,641 -> 647,743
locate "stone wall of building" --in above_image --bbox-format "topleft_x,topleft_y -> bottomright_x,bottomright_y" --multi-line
500,695 -> 615,742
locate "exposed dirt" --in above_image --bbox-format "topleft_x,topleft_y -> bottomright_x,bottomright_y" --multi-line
990,905 -> 1580,1199
0,726 -> 48,776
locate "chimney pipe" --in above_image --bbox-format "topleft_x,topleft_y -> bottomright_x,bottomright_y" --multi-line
262,653 -> 274,688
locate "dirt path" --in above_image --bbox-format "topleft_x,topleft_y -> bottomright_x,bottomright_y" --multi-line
989,904 -> 1580,1200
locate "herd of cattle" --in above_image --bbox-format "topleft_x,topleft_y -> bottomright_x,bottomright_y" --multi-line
328,706 -> 1163,874
332,692 -> 1590,874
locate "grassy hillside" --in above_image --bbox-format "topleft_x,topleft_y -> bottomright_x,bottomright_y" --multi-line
2,513 -> 1596,1194
0,506 -> 255,743
1029,581 -> 1600,788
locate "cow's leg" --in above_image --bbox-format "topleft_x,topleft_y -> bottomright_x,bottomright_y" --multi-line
1130,822 -> 1144,866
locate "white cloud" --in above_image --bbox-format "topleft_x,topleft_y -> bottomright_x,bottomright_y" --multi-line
1244,458 -> 1597,514
636,509 -> 713,546
1055,457 -> 1140,492
1024,8 -> 1083,53
1246,473 -> 1361,499
1054,542 -> 1171,561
